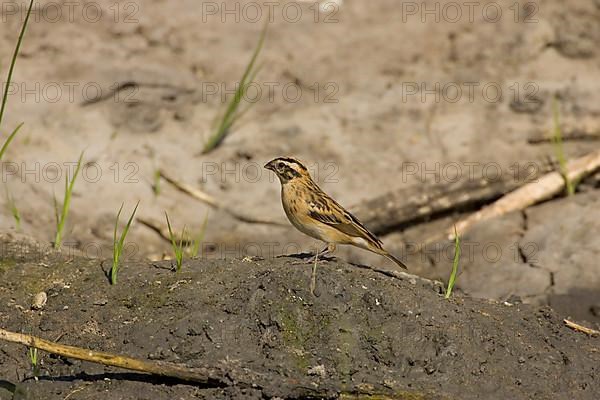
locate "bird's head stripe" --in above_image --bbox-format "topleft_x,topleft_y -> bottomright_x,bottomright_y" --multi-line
277,157 -> 307,171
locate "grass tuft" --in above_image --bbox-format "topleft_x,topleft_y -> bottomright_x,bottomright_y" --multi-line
111,201 -> 139,285
165,212 -> 186,271
551,96 -> 575,196
190,211 -> 209,258
202,20 -> 268,154
445,226 -> 461,299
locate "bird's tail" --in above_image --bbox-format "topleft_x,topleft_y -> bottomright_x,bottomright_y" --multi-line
357,238 -> 409,269
382,251 -> 408,270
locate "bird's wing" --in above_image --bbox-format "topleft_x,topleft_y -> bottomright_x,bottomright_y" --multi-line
307,197 -> 384,249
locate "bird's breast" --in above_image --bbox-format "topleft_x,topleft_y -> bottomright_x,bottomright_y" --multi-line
281,184 -> 315,235
280,183 -> 350,244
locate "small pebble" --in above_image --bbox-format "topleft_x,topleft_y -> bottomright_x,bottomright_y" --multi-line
31,292 -> 47,310
307,365 -> 326,377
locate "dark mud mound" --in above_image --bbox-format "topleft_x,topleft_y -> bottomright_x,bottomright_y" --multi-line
0,236 -> 598,400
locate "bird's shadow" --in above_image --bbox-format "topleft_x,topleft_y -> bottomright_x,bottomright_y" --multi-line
277,251 -> 336,263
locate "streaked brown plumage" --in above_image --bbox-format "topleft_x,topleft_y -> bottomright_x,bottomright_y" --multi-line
264,157 -> 407,269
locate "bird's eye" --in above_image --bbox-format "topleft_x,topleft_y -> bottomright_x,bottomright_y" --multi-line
277,162 -> 284,169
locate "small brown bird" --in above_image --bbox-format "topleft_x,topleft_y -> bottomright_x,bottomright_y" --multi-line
265,157 -> 407,269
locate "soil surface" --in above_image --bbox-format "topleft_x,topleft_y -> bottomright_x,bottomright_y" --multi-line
0,235 -> 599,400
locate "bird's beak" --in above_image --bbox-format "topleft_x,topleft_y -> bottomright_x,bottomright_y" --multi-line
264,161 -> 275,171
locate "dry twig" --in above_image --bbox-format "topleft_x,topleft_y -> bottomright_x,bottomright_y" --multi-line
159,170 -> 218,208
138,217 -> 191,244
564,319 -> 600,336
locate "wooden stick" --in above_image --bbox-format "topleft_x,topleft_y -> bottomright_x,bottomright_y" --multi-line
447,149 -> 600,239
564,319 -> 600,336
0,327 -> 340,398
351,263 -> 444,292
0,328 -> 234,386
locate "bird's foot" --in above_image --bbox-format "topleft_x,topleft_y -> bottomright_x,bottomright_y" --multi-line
288,244 -> 336,265
290,253 -> 335,265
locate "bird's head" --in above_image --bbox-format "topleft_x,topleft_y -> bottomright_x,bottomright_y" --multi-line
264,157 -> 310,184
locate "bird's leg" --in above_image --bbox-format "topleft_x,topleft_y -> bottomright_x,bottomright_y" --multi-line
319,243 -> 336,258
308,243 -> 327,263
310,246 -> 319,296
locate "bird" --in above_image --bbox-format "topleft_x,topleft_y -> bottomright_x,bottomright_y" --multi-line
264,157 -> 407,269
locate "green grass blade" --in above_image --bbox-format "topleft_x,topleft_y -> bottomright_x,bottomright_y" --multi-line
219,64 -> 264,133
0,122 -> 23,161
28,346 -> 38,377
551,97 -> 574,196
52,191 -> 59,228
54,151 -> 84,248
4,184 -> 21,230
165,212 -> 177,250
177,225 -> 187,270
28,347 -> 37,366
152,169 -> 161,196
0,0 -> 34,130
111,201 -> 139,285
191,211 -> 209,257
166,212 -> 187,271
445,226 -> 461,299
220,30 -> 265,127
112,203 -> 125,266
203,19 -> 268,154
118,201 -> 139,253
